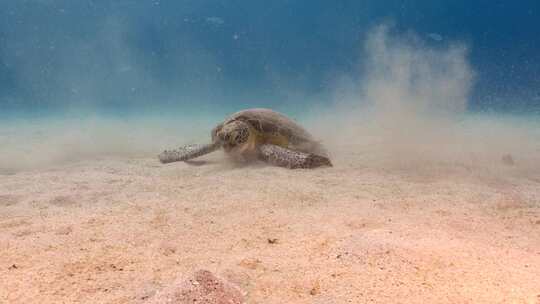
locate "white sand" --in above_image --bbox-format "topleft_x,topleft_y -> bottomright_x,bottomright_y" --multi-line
1,146 -> 539,303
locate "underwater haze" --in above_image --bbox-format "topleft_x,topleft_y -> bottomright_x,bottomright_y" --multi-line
1,1 -> 540,172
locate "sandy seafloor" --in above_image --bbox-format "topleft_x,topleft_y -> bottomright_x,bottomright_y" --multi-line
1,140 -> 539,304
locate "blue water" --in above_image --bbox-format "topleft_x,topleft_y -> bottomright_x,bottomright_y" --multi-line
1,1 -> 540,173
1,1 -> 539,115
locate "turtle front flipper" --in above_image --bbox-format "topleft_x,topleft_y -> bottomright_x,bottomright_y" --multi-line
158,142 -> 220,164
258,144 -> 332,169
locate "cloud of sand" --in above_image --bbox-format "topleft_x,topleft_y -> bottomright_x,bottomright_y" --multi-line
0,114 -> 220,173
307,24 -> 540,176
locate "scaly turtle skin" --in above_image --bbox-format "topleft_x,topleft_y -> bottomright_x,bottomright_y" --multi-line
158,108 -> 332,169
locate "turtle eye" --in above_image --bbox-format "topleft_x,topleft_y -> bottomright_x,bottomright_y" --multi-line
217,132 -> 227,142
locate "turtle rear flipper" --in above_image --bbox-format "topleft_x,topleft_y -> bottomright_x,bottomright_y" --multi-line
258,144 -> 332,169
158,142 -> 220,164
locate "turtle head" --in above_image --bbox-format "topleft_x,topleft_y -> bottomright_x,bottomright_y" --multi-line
216,120 -> 251,152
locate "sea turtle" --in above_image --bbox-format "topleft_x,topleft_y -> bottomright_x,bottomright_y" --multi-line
158,108 -> 332,169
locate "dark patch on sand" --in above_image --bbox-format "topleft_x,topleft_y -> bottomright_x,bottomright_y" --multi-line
55,225 -> 73,235
0,194 -> 21,207
49,196 -> 79,207
185,160 -> 213,166
0,218 -> 31,229
0,169 -> 17,175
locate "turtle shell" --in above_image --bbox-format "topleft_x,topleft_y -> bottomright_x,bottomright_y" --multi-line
210,108 -> 328,157
224,108 -> 314,146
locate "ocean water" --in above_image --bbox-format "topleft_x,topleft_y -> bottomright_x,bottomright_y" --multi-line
0,1 -> 539,173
